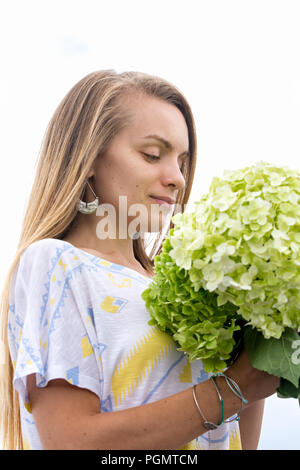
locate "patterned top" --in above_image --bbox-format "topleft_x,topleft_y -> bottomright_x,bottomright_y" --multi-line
7,238 -> 242,450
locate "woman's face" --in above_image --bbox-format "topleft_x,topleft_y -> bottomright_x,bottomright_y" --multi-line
91,93 -> 189,236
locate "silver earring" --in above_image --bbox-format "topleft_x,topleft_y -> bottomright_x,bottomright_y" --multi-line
77,180 -> 100,214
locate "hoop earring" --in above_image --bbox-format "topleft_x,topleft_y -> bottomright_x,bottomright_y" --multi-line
77,180 -> 100,214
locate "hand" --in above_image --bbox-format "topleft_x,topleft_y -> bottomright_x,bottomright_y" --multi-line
226,348 -> 280,404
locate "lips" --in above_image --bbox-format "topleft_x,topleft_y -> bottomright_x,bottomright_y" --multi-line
150,195 -> 176,205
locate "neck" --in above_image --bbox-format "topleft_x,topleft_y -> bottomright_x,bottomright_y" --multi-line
63,212 -> 140,266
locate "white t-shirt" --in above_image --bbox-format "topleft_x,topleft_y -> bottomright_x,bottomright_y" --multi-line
8,238 -> 242,450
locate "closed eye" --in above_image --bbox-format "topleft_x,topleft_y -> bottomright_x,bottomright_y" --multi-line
142,153 -> 160,161
142,152 -> 184,173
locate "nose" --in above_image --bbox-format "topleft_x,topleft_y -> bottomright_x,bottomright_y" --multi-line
162,160 -> 186,191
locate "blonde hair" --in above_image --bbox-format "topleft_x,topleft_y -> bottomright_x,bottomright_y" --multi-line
0,69 -> 197,449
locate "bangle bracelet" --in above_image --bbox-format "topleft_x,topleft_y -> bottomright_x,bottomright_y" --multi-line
210,377 -> 224,426
210,376 -> 242,423
213,373 -> 248,405
192,385 -> 219,431
211,372 -> 248,423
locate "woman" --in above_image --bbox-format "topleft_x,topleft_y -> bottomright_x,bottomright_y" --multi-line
0,70 -> 279,450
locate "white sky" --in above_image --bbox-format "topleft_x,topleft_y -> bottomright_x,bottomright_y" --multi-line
0,0 -> 300,450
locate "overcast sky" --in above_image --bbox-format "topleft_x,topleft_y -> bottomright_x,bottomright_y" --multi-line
0,0 -> 300,450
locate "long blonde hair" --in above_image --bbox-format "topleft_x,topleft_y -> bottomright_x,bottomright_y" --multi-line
0,69 -> 197,449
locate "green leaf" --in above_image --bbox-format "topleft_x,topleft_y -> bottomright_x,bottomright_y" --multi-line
244,326 -> 300,388
277,378 -> 300,399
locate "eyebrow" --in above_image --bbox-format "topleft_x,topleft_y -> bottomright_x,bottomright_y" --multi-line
143,134 -> 190,158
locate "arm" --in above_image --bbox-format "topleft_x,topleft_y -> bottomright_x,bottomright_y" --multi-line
27,350 -> 279,450
238,399 -> 265,450
26,374 -> 241,450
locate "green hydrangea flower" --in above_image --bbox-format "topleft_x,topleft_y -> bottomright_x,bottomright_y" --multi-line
141,161 -> 300,374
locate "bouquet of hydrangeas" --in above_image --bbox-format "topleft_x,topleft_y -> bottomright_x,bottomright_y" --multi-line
142,161 -> 300,400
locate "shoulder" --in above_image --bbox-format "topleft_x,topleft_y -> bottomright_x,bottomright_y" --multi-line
10,239 -> 67,304
20,238 -> 69,262
11,239 -> 87,303
17,239 -> 73,278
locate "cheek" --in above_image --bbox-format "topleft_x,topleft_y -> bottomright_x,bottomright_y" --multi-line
94,153 -> 150,202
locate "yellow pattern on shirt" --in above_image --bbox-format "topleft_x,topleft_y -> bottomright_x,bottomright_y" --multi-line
179,358 -> 192,383
229,429 -> 242,450
180,440 -> 206,450
112,327 -> 175,407
22,435 -> 31,450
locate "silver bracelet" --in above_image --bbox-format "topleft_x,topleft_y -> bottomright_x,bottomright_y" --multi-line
211,375 -> 243,423
192,385 -> 219,431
